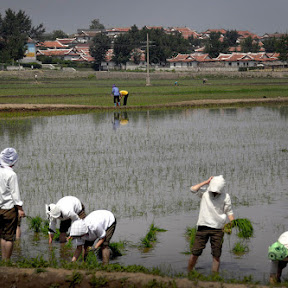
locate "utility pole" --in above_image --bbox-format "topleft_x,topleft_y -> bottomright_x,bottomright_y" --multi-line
146,33 -> 151,86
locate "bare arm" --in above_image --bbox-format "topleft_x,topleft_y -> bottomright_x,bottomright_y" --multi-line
94,238 -> 105,249
48,233 -> 54,244
191,176 -> 213,192
72,245 -> 83,262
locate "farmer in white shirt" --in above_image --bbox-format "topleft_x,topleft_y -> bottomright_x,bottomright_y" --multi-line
0,148 -> 25,260
69,210 -> 116,264
268,231 -> 288,284
46,196 -> 86,244
188,175 -> 234,273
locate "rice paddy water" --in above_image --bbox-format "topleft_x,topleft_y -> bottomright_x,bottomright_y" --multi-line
1,105 -> 288,283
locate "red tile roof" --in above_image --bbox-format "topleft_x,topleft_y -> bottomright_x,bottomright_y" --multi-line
38,40 -> 69,49
168,27 -> 199,39
237,30 -> 260,39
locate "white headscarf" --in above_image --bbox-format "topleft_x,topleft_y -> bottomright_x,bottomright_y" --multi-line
207,175 -> 226,194
0,148 -> 18,167
70,219 -> 88,237
45,204 -> 61,219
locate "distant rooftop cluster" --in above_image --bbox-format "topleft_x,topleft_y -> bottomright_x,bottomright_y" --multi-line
32,26 -> 286,71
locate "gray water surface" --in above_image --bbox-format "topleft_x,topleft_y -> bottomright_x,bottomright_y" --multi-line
1,106 -> 288,283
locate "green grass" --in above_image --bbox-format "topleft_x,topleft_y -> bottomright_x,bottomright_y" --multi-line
0,78 -> 288,108
140,223 -> 167,248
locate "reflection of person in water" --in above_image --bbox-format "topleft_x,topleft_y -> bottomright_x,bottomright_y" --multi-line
120,112 -> 129,126
113,113 -> 120,130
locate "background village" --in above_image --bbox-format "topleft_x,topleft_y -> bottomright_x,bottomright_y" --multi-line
23,26 -> 285,72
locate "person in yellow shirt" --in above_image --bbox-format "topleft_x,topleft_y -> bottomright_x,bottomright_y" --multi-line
119,90 -> 129,106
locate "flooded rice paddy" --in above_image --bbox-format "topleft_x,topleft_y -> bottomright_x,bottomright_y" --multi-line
1,106 -> 288,283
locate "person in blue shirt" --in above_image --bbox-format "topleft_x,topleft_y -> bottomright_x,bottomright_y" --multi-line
111,84 -> 120,107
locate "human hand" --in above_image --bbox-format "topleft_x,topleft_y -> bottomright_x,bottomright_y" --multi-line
18,210 -> 25,218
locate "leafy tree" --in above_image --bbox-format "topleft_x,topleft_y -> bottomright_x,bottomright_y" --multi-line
128,25 -> 142,48
262,37 -> 278,53
0,9 -> 45,63
141,28 -> 190,65
188,35 -> 203,51
204,32 -> 227,58
112,33 -> 133,68
240,36 -> 260,53
89,19 -> 105,30
89,32 -> 111,70
224,30 -> 239,47
51,30 -> 68,39
276,35 -> 288,61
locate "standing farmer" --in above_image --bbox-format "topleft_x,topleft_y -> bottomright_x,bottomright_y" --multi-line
111,84 -> 120,107
0,148 -> 25,260
188,175 -> 234,273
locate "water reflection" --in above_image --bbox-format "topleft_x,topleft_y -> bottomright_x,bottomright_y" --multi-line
113,112 -> 129,130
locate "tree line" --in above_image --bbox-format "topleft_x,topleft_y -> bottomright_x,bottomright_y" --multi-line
1,8 -> 288,68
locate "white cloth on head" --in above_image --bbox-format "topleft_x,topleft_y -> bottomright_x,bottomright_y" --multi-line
207,175 -> 226,193
48,204 -> 61,218
0,148 -> 18,167
70,219 -> 88,237
71,210 -> 115,246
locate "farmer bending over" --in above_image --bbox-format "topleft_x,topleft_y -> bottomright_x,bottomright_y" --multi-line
46,196 -> 86,244
268,231 -> 288,284
69,210 -> 116,264
188,175 -> 234,273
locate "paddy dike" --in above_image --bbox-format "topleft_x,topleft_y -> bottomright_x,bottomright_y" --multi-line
0,97 -> 288,112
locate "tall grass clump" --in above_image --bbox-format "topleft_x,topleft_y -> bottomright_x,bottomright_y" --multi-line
27,216 -> 43,233
232,241 -> 249,256
140,223 -> 167,248
185,226 -> 197,250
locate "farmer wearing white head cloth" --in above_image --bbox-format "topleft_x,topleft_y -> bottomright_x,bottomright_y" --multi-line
188,175 -> 235,273
268,231 -> 288,284
0,148 -> 25,260
69,210 -> 116,264
45,196 -> 86,244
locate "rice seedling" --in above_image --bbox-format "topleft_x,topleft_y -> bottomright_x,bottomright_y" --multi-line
27,216 -> 42,233
185,226 -> 197,250
232,241 -> 249,256
140,223 -> 167,249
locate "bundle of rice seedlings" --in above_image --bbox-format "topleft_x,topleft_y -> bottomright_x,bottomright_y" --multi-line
224,218 -> 253,239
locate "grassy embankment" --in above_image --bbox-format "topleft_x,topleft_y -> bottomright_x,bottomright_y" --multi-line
0,77 -> 288,117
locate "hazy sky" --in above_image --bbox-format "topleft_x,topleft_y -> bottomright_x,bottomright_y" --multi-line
1,0 -> 288,36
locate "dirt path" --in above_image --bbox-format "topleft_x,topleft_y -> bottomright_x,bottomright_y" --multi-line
0,267 -> 269,288
0,97 -> 287,112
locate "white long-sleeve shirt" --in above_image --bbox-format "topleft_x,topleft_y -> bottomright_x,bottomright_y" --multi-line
49,196 -> 83,233
191,187 -> 233,229
74,210 -> 115,246
0,166 -> 23,209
